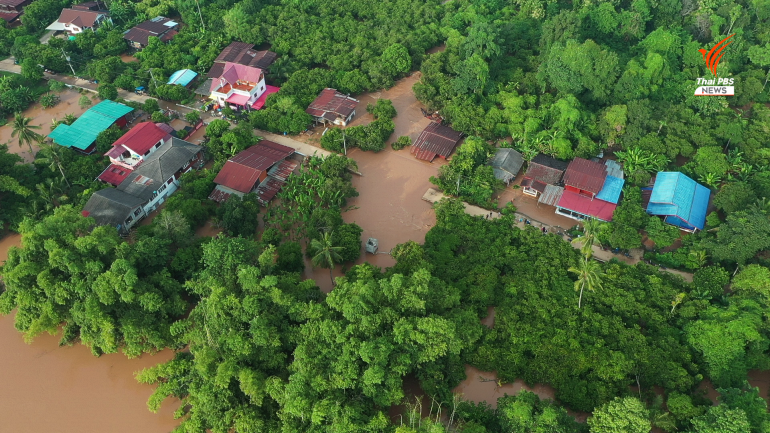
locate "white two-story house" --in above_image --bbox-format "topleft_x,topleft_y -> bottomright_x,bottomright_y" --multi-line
209,62 -> 267,111
97,122 -> 174,186
84,137 -> 203,235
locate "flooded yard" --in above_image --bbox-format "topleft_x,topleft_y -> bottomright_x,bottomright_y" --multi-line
0,89 -> 92,162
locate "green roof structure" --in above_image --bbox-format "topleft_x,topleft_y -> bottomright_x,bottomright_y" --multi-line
48,100 -> 134,151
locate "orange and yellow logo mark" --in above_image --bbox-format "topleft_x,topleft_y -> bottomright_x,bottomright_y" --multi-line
698,34 -> 735,77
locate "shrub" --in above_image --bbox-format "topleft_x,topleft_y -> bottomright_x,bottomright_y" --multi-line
48,80 -> 66,92
39,93 -> 59,108
392,135 -> 411,150
185,111 -> 201,125
97,84 -> 118,101
366,99 -> 397,119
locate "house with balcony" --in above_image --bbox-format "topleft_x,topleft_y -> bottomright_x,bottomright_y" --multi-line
209,62 -> 276,111
83,137 -> 203,234
46,3 -> 110,35
96,122 -> 173,186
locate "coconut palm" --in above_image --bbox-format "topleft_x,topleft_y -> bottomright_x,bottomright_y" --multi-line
568,256 -> 604,309
310,230 -> 343,287
11,113 -> 43,156
572,218 -> 601,258
36,141 -> 70,187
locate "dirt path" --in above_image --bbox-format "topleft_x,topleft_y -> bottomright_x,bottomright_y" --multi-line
423,188 -> 694,283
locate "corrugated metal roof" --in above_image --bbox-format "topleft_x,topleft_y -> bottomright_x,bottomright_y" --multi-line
563,157 -> 607,194
111,122 -> 167,156
524,158 -> 566,186
646,172 -> 709,231
596,175 -> 625,204
49,100 -> 134,150
411,122 -> 463,160
306,88 -> 359,120
117,138 -> 200,201
167,69 -> 198,86
557,190 -> 617,221
490,148 -> 523,182
208,186 -> 233,203
604,159 -> 624,179
213,140 -> 294,193
83,188 -> 145,229
207,43 -> 277,78
539,184 -> 564,206
97,163 -> 133,186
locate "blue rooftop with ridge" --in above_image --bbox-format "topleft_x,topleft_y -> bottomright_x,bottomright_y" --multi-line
167,69 -> 198,86
596,175 -> 624,204
646,172 -> 710,231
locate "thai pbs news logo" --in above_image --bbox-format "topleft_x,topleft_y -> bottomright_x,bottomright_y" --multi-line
694,34 -> 735,96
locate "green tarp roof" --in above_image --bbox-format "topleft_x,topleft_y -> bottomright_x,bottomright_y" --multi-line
48,100 -> 134,150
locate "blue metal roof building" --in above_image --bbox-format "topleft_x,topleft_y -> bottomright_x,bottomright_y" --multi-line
596,175 -> 625,204
167,69 -> 198,87
646,172 -> 711,232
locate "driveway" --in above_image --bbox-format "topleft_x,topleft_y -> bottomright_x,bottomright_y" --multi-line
0,57 -> 20,74
39,31 -> 56,44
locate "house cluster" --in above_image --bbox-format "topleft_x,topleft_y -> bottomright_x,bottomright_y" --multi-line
83,122 -> 204,234
209,140 -> 298,205
491,149 -> 711,232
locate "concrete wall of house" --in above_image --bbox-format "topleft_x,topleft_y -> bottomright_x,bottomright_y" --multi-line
122,205 -> 146,232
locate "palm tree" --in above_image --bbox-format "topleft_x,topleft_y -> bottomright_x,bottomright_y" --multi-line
36,141 -> 70,187
11,113 -> 43,156
572,218 -> 601,258
569,257 -> 604,309
310,231 -> 343,287
63,114 -> 77,125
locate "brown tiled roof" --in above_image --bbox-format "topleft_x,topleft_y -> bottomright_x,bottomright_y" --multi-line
57,8 -> 102,27
411,122 -> 463,161
563,157 -> 607,194
0,0 -> 28,8
123,17 -> 176,46
207,42 -> 277,78
306,88 -> 358,120
213,140 -> 294,194
524,154 -> 567,186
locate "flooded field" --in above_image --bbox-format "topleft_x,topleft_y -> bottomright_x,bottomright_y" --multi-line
0,313 -> 179,433
0,89 -> 92,162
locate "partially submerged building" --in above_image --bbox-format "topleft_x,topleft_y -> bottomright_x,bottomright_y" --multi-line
644,172 -> 710,232
410,122 -> 464,162
306,88 -> 359,127
489,148 -> 524,185
83,137 -> 203,234
123,16 -> 178,49
167,69 -> 198,88
209,140 -> 296,205
48,100 -> 134,154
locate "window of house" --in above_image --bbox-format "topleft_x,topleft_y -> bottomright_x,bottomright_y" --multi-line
144,150 -> 150,156
167,178 -> 173,185
154,142 -> 161,149
158,184 -> 167,193
134,208 -> 142,216
125,215 -> 133,224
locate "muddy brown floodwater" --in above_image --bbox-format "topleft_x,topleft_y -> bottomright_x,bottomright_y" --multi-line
0,232 -> 21,264
0,314 -> 180,433
0,89 -> 93,163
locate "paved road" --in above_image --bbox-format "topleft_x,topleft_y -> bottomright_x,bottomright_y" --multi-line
0,57 -> 20,74
39,30 -> 56,44
422,188 -> 694,282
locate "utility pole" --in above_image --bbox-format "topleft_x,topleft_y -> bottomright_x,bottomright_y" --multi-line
148,68 -> 158,89
61,48 -> 76,77
194,0 -> 205,31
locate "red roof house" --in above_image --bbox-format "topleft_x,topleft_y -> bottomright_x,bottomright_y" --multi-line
562,157 -> 607,198
209,140 -> 294,202
556,190 -> 617,222
306,88 -> 359,126
0,0 -> 33,26
410,122 -> 464,162
97,123 -> 173,184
